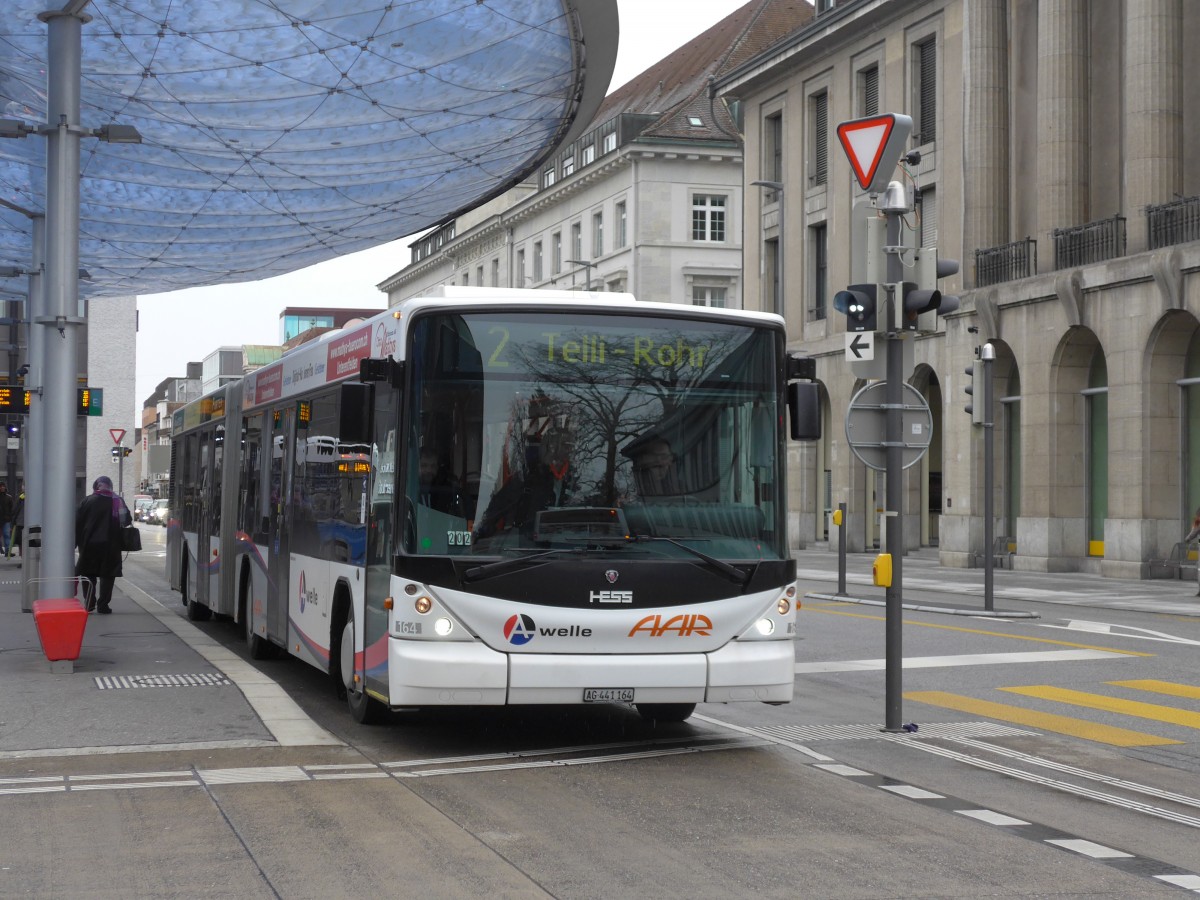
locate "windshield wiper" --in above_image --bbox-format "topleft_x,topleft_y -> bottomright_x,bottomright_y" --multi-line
462,547 -> 588,583
631,535 -> 751,586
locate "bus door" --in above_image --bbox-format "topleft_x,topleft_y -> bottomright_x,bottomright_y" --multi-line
267,405 -> 295,644
363,383 -> 397,700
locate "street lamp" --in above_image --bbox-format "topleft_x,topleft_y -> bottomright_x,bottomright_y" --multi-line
751,180 -> 785,319
564,259 -> 596,290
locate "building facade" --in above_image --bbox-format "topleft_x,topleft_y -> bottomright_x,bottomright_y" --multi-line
379,0 -> 812,309
718,0 -> 1200,578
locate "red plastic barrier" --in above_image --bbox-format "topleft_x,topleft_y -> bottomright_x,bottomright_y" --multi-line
31,598 -> 89,662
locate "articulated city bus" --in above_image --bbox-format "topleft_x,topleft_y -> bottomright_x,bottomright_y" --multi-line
169,287 -> 817,723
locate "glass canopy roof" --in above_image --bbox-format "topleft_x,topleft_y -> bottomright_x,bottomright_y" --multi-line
0,0 -> 616,297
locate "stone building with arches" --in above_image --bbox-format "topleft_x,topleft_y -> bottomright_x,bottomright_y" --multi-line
716,0 -> 1200,578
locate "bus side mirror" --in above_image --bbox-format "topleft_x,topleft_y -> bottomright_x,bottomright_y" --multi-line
339,382 -> 373,446
788,381 -> 820,441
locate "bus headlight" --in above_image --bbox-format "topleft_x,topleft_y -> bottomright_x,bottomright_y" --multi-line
414,596 -> 432,614
776,597 -> 791,615
754,618 -> 775,636
433,617 -> 454,636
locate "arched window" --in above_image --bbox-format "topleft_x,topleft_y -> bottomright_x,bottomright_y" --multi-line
1183,332 -> 1200,521
1002,366 -> 1021,540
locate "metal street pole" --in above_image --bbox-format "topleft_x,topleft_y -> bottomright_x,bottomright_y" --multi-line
982,342 -> 996,611
882,188 -> 905,732
38,9 -> 88,600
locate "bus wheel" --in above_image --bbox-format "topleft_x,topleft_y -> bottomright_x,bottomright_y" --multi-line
635,703 -> 696,723
339,612 -> 383,725
241,582 -> 271,660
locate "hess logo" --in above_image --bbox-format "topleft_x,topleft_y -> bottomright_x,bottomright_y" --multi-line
628,614 -> 713,638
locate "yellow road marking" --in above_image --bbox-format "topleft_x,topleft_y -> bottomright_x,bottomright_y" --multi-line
810,607 -> 1151,656
1108,680 -> 1200,700
905,691 -> 1181,747
1002,685 -> 1200,730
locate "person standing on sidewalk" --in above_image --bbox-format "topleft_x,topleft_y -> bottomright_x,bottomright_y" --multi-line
7,482 -> 23,558
0,482 -> 13,558
75,475 -> 131,614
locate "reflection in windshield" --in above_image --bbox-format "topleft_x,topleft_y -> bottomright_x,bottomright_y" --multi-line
404,312 -> 783,561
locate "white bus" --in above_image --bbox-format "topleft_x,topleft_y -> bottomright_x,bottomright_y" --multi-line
169,287 -> 818,723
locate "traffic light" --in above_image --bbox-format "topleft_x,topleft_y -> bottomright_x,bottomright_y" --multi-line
898,250 -> 961,331
964,355 -> 984,424
122,446 -> 132,458
833,283 -> 878,332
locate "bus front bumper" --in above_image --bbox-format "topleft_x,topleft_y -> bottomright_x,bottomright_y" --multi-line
386,637 -> 794,707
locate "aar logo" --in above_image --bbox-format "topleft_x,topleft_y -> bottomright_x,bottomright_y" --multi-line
502,614 -> 536,646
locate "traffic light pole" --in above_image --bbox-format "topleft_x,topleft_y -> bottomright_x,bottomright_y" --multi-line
982,343 -> 996,612
883,207 -> 905,733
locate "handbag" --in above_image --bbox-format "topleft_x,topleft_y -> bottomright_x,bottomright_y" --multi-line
121,524 -> 142,552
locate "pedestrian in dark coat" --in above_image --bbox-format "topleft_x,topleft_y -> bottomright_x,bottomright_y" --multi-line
75,475 -> 131,614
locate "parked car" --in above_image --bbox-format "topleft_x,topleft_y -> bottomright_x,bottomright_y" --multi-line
149,498 -> 169,526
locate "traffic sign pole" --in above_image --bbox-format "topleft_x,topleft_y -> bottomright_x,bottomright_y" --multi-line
883,198 -> 906,733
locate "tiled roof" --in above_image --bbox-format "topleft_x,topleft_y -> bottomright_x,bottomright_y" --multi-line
593,0 -> 812,143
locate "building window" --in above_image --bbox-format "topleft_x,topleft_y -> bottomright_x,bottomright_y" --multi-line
764,112 -> 783,194
571,222 -> 582,261
692,286 -> 727,308
692,194 -> 727,242
582,143 -> 595,165
561,149 -> 575,178
516,248 -> 526,286
919,186 -> 938,246
603,131 -> 617,154
913,36 -> 936,144
476,265 -> 483,286
553,231 -> 562,274
616,201 -> 627,247
857,64 -> 879,117
592,211 -> 603,257
491,258 -> 499,287
810,223 -> 828,320
764,239 -> 780,314
533,242 -> 543,282
543,166 -> 556,189
462,270 -> 469,286
810,90 -> 828,186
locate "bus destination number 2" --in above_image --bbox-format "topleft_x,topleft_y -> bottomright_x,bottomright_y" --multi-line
448,530 -> 472,546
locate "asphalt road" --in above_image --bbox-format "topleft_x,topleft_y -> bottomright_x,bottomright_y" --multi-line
3,530 -> 1199,897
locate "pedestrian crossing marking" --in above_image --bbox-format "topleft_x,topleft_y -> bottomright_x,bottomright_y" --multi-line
905,691 -> 1182,747
1108,679 -> 1200,701
1001,685 -> 1200,731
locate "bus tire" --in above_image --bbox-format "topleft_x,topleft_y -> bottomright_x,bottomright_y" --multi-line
339,608 -> 383,725
635,703 -> 696,723
240,576 -> 271,660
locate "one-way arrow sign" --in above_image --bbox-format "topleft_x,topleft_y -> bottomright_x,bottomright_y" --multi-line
845,331 -> 874,362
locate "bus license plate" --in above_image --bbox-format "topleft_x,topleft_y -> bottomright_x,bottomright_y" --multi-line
583,688 -> 634,703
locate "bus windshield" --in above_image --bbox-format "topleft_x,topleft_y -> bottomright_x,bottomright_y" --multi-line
405,311 -> 785,560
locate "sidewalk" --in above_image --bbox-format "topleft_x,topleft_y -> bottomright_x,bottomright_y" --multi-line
795,545 -> 1200,618
0,555 -> 339,760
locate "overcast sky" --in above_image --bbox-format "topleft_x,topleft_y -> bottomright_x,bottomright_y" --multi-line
133,1 -> 748,422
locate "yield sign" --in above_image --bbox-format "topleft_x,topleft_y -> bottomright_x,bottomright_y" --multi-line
110,428 -> 126,445
836,113 -> 912,194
